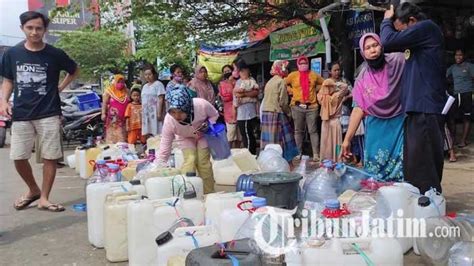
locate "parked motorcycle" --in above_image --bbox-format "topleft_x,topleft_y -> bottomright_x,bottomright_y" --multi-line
62,108 -> 103,146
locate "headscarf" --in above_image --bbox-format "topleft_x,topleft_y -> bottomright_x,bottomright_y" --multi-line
352,33 -> 405,119
297,56 -> 310,102
106,74 -> 128,103
189,65 -> 216,103
270,60 -> 289,77
319,79 -> 339,121
167,85 -> 194,124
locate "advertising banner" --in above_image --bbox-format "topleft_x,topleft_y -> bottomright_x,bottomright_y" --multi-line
197,51 -> 238,84
345,10 -> 375,49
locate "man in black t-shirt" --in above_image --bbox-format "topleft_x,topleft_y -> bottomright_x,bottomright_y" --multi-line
0,11 -> 79,212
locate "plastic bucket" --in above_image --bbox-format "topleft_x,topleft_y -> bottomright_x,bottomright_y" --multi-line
204,123 -> 231,160
251,172 -> 302,209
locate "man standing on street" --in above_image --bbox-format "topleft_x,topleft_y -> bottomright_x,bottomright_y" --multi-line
446,49 -> 474,148
380,3 -> 447,193
0,11 -> 79,212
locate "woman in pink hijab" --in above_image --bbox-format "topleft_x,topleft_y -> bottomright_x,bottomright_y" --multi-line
341,33 -> 405,181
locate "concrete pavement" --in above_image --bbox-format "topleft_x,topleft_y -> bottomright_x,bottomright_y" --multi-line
0,136 -> 472,265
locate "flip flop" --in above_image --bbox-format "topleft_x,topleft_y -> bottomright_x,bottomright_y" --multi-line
13,194 -> 41,210
37,203 -> 65,212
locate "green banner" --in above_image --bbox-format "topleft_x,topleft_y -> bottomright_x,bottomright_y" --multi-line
270,17 -> 330,61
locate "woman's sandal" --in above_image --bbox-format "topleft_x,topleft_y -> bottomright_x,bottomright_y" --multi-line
37,203 -> 66,212
13,194 -> 41,210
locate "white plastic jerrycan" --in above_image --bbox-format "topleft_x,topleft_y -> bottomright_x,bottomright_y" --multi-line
127,197 -> 188,266
376,184 -> 413,253
104,191 -> 141,262
231,148 -> 260,172
300,237 -> 403,266
145,173 -> 204,200
204,191 -> 245,226
181,190 -> 205,226
155,225 -> 220,266
413,188 -> 446,255
218,198 -> 254,242
86,181 -> 145,248
212,157 -> 243,186
75,147 -> 85,174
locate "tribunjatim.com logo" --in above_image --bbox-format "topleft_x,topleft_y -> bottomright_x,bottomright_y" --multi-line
250,207 -> 461,256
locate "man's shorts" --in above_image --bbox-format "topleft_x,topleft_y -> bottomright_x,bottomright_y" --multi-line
226,122 -> 241,142
10,115 -> 62,160
457,92 -> 472,117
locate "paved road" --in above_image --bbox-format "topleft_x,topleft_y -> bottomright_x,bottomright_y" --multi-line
0,138 -> 472,265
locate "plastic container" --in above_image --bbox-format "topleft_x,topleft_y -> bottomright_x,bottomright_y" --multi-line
302,163 -> 339,214
448,241 -> 474,266
181,189 -> 205,226
205,191 -> 246,226
204,123 -> 231,160
86,159 -> 108,186
185,238 -> 262,266
83,147 -> 102,179
251,172 -> 302,210
263,144 -> 283,155
231,148 -> 259,172
212,157 -> 242,186
105,164 -> 121,182
412,189 -> 446,255
86,181 -> 145,248
257,149 -> 290,173
376,185 -> 413,253
76,92 -> 101,111
97,145 -> 122,161
218,199 -> 255,242
67,154 -> 76,169
300,237 -> 403,266
335,163 -> 373,194
416,214 -> 474,265
104,191 -> 141,262
127,197 -> 192,266
173,148 -> 184,169
75,147 -> 86,175
145,174 -> 204,200
155,225 -> 220,266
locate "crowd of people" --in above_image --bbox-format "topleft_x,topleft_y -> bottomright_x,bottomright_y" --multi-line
1,3 -> 472,212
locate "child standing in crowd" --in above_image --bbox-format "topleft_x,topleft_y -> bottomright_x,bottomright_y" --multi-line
318,79 -> 349,161
125,88 -> 145,145
234,63 -> 259,154
141,64 -> 166,138
219,65 -> 241,148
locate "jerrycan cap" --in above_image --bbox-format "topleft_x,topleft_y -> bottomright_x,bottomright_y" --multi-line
186,172 -> 196,177
156,231 -> 173,246
252,197 -> 267,208
129,179 -> 141,185
108,163 -> 119,170
418,196 -> 431,207
96,159 -> 106,165
324,199 -> 341,209
183,190 -> 197,199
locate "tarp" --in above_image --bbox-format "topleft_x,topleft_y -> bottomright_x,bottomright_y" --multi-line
269,17 -> 330,61
197,51 -> 238,84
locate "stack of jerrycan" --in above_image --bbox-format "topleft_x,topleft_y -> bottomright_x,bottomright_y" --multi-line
86,180 -> 146,248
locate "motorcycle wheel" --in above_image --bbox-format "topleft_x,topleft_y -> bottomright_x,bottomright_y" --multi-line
0,127 -> 6,148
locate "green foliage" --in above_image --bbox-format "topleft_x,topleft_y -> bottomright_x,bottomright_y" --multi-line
55,28 -> 130,81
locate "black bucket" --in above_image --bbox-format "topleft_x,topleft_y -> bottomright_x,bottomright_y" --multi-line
251,172 -> 302,209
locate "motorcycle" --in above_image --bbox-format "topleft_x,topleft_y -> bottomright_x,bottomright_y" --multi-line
62,108 -> 103,146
